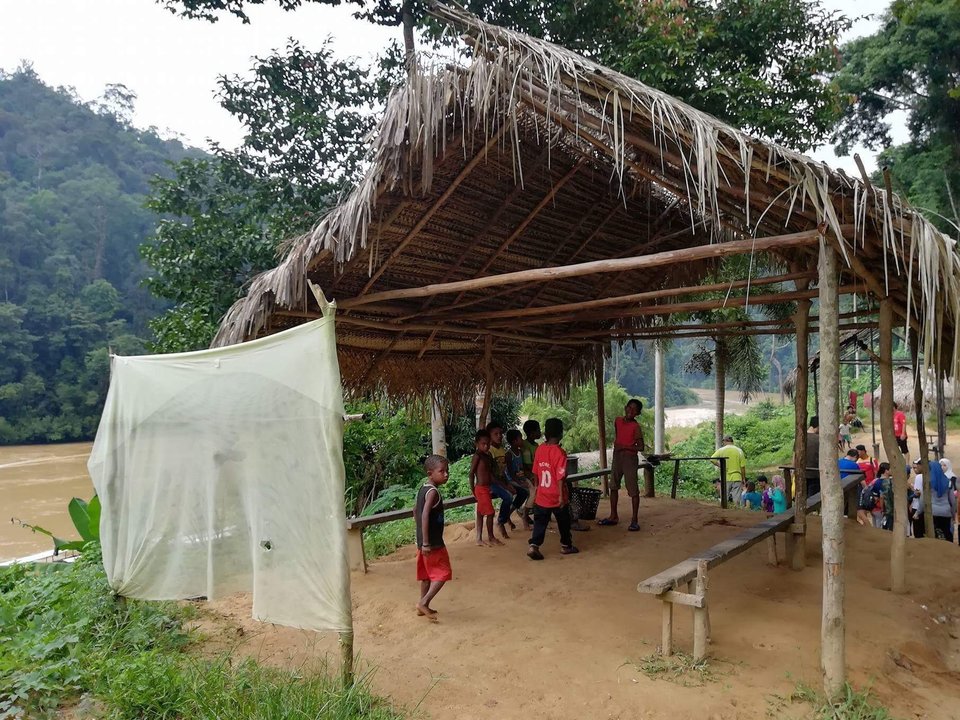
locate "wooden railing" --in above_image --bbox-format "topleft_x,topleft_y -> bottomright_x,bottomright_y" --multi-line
345,469 -> 611,572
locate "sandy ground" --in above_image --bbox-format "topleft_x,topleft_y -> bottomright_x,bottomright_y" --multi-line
200,498 -> 960,720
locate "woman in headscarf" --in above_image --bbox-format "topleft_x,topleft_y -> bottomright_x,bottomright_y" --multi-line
929,460 -> 957,541
940,458 -> 957,492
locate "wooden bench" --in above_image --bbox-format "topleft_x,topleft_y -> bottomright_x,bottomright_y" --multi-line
637,472 -> 864,660
345,469 -> 611,572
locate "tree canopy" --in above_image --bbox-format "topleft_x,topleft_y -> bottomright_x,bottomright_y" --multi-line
834,0 -> 960,231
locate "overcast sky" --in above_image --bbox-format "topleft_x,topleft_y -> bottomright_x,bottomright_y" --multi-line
0,0 -> 904,173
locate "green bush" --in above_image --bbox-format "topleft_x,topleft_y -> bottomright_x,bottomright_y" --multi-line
0,554 -> 403,719
656,401 -> 796,499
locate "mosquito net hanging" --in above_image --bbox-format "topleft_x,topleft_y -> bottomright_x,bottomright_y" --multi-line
88,307 -> 351,632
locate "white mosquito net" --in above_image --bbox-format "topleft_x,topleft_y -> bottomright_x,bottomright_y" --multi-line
88,308 -> 351,633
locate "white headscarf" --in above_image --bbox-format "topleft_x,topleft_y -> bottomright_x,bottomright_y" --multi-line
940,458 -> 956,481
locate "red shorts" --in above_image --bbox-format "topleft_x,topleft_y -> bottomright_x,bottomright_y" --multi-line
416,546 -> 452,582
474,485 -> 495,516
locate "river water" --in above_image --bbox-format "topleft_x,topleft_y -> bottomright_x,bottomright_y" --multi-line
0,442 -> 93,563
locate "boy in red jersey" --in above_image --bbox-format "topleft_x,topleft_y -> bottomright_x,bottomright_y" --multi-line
416,455 -> 452,617
528,417 -> 579,560
469,429 -> 502,546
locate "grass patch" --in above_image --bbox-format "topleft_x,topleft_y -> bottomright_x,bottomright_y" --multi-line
766,682 -> 896,720
0,552 -> 403,719
634,651 -> 733,688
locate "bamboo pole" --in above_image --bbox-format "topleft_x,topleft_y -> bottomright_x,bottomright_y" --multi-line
338,230 -> 826,309
714,341 -> 726,450
910,335 -> 934,537
791,293 -> 811,571
879,299 -> 909,592
428,271 -> 817,324
596,346 -> 608,495
497,285 -> 859,328
817,238 -> 845,700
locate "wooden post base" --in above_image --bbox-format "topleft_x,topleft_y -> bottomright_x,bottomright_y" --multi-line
347,527 -> 367,573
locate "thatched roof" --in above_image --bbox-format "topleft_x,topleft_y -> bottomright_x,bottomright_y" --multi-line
871,367 -> 960,415
213,2 -> 960,402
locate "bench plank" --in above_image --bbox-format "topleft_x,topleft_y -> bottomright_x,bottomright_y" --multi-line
637,473 -> 863,594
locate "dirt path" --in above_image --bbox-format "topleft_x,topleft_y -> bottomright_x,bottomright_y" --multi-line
202,498 -> 960,719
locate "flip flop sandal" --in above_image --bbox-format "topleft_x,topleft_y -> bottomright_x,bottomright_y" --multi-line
627,523 -> 640,532
597,518 -> 618,526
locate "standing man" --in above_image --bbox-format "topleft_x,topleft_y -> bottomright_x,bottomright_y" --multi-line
598,398 -> 645,531
711,435 -> 746,506
893,402 -> 908,455
855,444 -> 878,485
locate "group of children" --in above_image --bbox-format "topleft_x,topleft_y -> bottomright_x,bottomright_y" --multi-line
731,474 -> 789,513
414,416 -> 581,616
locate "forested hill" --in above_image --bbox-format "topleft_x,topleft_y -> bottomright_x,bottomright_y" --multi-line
0,66 -> 196,443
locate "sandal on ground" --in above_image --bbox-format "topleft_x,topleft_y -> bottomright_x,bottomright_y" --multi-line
597,518 -> 619,526
560,545 -> 580,555
627,522 -> 640,532
527,546 -> 544,561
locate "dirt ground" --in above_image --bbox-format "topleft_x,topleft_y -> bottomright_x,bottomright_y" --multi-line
200,498 -> 960,720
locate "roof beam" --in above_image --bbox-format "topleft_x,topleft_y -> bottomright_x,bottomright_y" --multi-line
338,228 -> 833,310
502,284 -> 859,328
426,270 -> 816,324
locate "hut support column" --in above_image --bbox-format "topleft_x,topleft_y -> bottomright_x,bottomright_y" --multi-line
479,336 -> 493,428
818,239 -> 845,699
910,335 -> 934,536
431,394 -> 447,457
880,299 -> 909,592
714,340 -> 726,449
596,346 -> 609,495
791,292 -> 811,571
655,342 -> 666,454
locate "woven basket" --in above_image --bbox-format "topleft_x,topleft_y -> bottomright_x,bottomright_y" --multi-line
570,486 -> 602,521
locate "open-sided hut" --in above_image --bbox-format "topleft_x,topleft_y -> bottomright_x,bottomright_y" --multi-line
213,2 -> 960,696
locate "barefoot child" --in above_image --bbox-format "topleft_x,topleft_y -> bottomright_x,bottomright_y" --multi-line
486,421 -> 516,538
470,430 -> 501,546
505,429 -> 532,530
416,455 -> 452,617
528,418 -> 579,560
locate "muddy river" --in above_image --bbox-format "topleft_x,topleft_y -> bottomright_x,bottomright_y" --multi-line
0,443 -> 93,563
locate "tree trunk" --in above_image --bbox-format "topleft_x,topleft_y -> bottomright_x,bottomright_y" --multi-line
910,335 -> 934,537
401,0 -> 415,60
792,296 -> 811,570
879,299 -> 909,593
431,394 -> 446,457
654,342 -> 666,454
714,340 -> 726,449
818,240 -> 845,700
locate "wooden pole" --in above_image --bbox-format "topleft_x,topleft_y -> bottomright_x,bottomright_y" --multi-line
713,341 -> 726,450
792,292 -> 811,570
880,299 -> 909,592
692,560 -> 709,662
937,372 -> 947,459
431,393 -> 447,457
654,342 -> 666,454
595,346 -> 609,495
818,239 -> 846,700
479,335 -> 493,428
910,335 -> 934,537
338,230 -> 825,309
339,630 -> 354,686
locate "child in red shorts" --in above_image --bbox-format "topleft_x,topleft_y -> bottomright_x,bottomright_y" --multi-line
416,454 -> 452,617
470,429 -> 502,546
